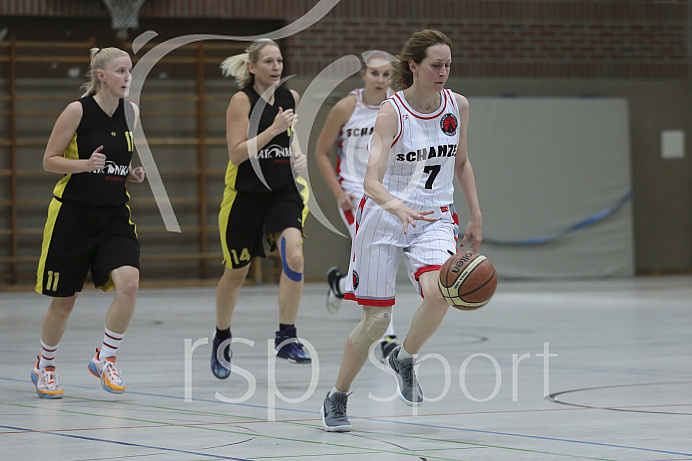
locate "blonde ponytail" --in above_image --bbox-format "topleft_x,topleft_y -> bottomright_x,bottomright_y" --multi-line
220,38 -> 279,88
81,47 -> 130,97
220,53 -> 251,88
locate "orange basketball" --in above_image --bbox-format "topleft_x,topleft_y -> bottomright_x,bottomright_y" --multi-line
438,251 -> 497,310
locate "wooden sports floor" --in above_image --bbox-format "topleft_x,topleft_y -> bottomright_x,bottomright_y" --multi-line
1,276 -> 691,460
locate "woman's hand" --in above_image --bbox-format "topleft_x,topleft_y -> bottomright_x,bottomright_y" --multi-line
337,192 -> 359,211
128,166 -> 146,183
292,150 -> 307,172
86,146 -> 106,171
391,203 -> 437,235
460,215 -> 482,252
270,107 -> 297,137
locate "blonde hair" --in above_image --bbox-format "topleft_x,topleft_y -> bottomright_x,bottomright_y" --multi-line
392,29 -> 453,90
361,50 -> 397,69
220,38 -> 279,88
81,47 -> 130,97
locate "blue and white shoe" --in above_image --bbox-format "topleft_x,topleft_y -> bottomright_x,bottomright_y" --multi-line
275,326 -> 311,363
211,332 -> 232,379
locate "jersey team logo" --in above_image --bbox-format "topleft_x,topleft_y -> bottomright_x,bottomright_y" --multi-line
440,113 -> 458,136
352,270 -> 359,289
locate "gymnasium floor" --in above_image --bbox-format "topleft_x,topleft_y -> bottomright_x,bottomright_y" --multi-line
1,276 -> 691,460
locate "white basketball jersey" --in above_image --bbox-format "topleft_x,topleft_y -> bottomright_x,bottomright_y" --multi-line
336,88 -> 385,195
381,89 -> 460,209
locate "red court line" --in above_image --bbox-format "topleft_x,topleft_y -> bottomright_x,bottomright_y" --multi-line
3,402 -> 691,436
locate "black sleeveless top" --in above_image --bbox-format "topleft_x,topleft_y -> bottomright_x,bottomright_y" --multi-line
52,95 -> 135,207
225,85 -> 296,193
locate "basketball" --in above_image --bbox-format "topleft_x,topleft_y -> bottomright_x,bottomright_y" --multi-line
438,251 -> 497,310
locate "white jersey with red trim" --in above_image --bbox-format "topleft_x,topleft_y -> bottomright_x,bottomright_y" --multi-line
336,88 -> 389,196
381,89 -> 460,209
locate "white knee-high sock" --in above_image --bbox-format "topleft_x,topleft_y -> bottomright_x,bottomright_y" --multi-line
39,340 -> 59,369
99,327 -> 124,360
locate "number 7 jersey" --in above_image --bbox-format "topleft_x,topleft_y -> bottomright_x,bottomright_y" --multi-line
381,88 -> 460,209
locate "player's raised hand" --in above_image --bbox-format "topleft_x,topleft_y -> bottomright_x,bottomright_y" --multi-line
87,145 -> 106,171
271,107 -> 297,136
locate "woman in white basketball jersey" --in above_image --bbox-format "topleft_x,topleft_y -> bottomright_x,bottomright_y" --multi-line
315,50 -> 400,359
321,29 -> 483,432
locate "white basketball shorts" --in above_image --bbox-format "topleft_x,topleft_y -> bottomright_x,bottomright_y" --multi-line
344,198 -> 459,306
336,183 -> 362,239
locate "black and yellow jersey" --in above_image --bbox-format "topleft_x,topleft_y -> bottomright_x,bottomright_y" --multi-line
52,95 -> 135,207
225,85 -> 296,194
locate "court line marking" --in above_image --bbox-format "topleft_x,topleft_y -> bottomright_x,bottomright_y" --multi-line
3,384 -> 689,459
547,381 -> 692,415
1,396 -> 616,461
0,423 -> 253,461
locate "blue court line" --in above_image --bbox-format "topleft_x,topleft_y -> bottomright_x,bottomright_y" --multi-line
356,418 -> 692,458
3,376 -> 691,458
484,190 -> 632,246
0,424 -> 252,461
502,360 -> 692,380
0,376 -> 317,415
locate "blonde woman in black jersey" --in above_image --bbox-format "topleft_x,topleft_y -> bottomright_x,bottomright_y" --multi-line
32,47 -> 145,398
211,38 -> 311,380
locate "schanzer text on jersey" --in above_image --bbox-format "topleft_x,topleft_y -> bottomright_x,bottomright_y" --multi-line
336,88 -> 390,196
344,126 -> 374,138
383,89 -> 461,208
396,144 -> 458,162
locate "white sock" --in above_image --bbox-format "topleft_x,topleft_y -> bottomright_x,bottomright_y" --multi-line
383,314 -> 396,338
338,275 -> 347,294
39,340 -> 59,369
99,327 -> 124,360
329,386 -> 346,397
397,345 -> 413,360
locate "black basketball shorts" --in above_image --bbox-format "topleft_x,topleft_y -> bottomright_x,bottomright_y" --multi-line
36,198 -> 141,297
219,180 -> 308,269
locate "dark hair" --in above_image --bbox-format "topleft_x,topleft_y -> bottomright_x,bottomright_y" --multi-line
392,29 -> 453,90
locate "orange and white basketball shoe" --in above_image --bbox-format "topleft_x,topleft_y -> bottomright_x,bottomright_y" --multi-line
88,348 -> 125,394
31,356 -> 63,399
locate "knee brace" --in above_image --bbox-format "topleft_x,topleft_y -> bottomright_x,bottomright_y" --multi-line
280,236 -> 302,282
349,306 -> 392,352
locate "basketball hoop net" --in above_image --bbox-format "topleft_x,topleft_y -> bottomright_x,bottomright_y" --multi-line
103,0 -> 146,39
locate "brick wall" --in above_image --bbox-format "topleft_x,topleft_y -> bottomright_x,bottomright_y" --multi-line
1,0 -> 689,79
